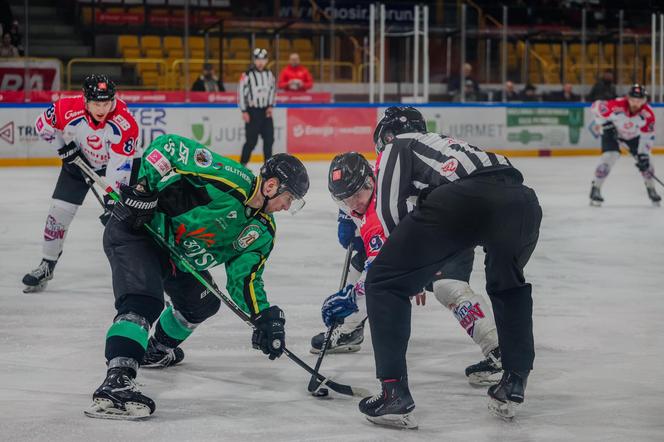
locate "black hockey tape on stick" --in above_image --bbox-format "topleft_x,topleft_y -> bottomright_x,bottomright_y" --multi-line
84,176 -> 105,207
73,158 -> 368,398
308,241 -> 355,395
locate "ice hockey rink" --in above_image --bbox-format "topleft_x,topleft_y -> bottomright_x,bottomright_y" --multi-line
0,155 -> 662,442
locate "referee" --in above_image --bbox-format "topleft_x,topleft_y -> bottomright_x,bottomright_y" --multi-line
238,48 -> 276,166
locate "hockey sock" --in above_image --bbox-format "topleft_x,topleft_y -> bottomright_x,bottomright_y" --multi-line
593,151 -> 620,188
153,305 -> 198,348
105,312 -> 151,373
41,199 -> 79,261
434,279 -> 498,356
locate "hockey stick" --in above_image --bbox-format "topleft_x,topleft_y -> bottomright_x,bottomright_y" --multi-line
73,158 -> 368,398
622,144 -> 664,188
307,241 -> 354,395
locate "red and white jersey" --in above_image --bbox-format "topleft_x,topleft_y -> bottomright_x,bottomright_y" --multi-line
35,96 -> 139,191
591,97 -> 656,154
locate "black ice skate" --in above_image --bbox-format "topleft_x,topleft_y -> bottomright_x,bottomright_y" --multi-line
487,370 -> 528,421
465,347 -> 502,386
84,367 -> 155,420
359,378 -> 417,429
22,258 -> 58,293
589,183 -> 604,206
141,337 -> 185,368
310,321 -> 365,354
647,186 -> 661,206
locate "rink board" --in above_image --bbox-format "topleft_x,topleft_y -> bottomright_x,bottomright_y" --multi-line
1,103 -> 664,165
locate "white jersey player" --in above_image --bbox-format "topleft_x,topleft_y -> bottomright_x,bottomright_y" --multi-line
589,84 -> 660,206
22,74 -> 139,292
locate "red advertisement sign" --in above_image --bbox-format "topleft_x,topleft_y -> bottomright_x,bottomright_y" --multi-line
287,107 -> 377,153
0,67 -> 60,91
0,90 -> 332,104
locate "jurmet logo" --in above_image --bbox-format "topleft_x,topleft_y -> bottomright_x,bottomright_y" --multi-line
191,117 -> 212,146
0,121 -> 14,144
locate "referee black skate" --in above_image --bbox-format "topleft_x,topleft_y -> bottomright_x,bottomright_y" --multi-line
359,107 -> 542,427
238,48 -> 276,166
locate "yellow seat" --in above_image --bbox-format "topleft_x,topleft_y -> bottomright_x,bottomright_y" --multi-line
163,36 -> 183,51
255,38 -> 271,52
141,35 -> 161,51
230,38 -> 250,51
188,37 -> 205,51
167,48 -> 184,59
118,35 -> 139,52
122,47 -> 141,59
293,38 -> 313,53
145,48 -> 164,59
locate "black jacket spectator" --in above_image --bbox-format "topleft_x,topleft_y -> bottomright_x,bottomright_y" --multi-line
192,64 -> 225,92
545,83 -> 580,102
588,71 -> 617,101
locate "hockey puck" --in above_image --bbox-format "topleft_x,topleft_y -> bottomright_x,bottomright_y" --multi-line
311,388 -> 329,398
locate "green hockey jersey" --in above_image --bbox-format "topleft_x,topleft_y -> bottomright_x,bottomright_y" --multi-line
138,134 -> 276,316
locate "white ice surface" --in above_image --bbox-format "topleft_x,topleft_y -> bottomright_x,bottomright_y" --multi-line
1,156 -> 663,442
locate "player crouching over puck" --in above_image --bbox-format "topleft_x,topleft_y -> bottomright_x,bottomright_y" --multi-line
85,134 -> 309,419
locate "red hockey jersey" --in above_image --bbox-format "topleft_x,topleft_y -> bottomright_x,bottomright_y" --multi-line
35,96 -> 139,190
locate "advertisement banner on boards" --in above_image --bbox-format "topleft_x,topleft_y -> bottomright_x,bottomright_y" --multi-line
286,107 -> 377,153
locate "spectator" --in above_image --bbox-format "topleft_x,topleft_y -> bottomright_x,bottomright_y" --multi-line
191,63 -> 225,92
454,79 -> 484,102
588,70 -> 616,101
495,80 -> 520,102
9,20 -> 23,56
278,53 -> 313,92
546,83 -> 581,101
447,62 -> 479,95
519,84 -> 540,102
0,33 -> 19,57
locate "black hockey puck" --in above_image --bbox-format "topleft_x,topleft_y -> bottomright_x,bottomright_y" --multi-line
312,388 -> 329,397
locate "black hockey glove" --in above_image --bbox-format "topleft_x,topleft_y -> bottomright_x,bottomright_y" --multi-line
635,153 -> 650,172
112,182 -> 158,230
601,121 -> 617,141
57,141 -> 85,165
252,305 -> 285,360
99,195 -> 115,226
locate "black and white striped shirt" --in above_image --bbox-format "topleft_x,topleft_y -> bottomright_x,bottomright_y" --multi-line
238,67 -> 276,111
376,132 -> 517,235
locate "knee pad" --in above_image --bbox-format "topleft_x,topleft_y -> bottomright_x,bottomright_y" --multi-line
176,292 -> 221,324
595,151 -> 620,178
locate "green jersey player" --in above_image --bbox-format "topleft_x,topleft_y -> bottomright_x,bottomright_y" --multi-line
86,134 -> 309,419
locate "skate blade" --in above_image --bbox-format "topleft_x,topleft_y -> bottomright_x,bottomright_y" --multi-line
467,371 -> 502,387
589,200 -> 602,207
309,344 -> 361,355
488,397 -> 520,421
652,201 -> 661,207
23,282 -> 48,293
366,412 -> 418,430
84,398 -> 152,420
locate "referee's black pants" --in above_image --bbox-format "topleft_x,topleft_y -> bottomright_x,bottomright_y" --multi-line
365,171 -> 542,380
240,108 -> 274,165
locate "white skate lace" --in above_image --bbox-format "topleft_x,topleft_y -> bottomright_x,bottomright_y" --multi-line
29,261 -> 51,279
112,375 -> 140,393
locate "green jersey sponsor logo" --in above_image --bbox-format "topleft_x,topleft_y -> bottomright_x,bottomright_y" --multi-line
233,225 -> 261,251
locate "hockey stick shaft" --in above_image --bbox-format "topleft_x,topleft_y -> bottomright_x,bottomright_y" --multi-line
74,158 -> 365,397
307,241 -> 354,393
624,147 -> 664,188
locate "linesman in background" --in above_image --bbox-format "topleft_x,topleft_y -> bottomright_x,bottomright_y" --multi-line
238,48 -> 276,166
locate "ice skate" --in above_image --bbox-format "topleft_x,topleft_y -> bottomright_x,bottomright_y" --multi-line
310,321 -> 365,354
487,370 -> 528,421
465,347 -> 502,386
84,367 -> 155,420
141,337 -> 185,369
22,258 -> 57,293
589,183 -> 603,207
647,186 -> 661,207
359,378 -> 417,430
